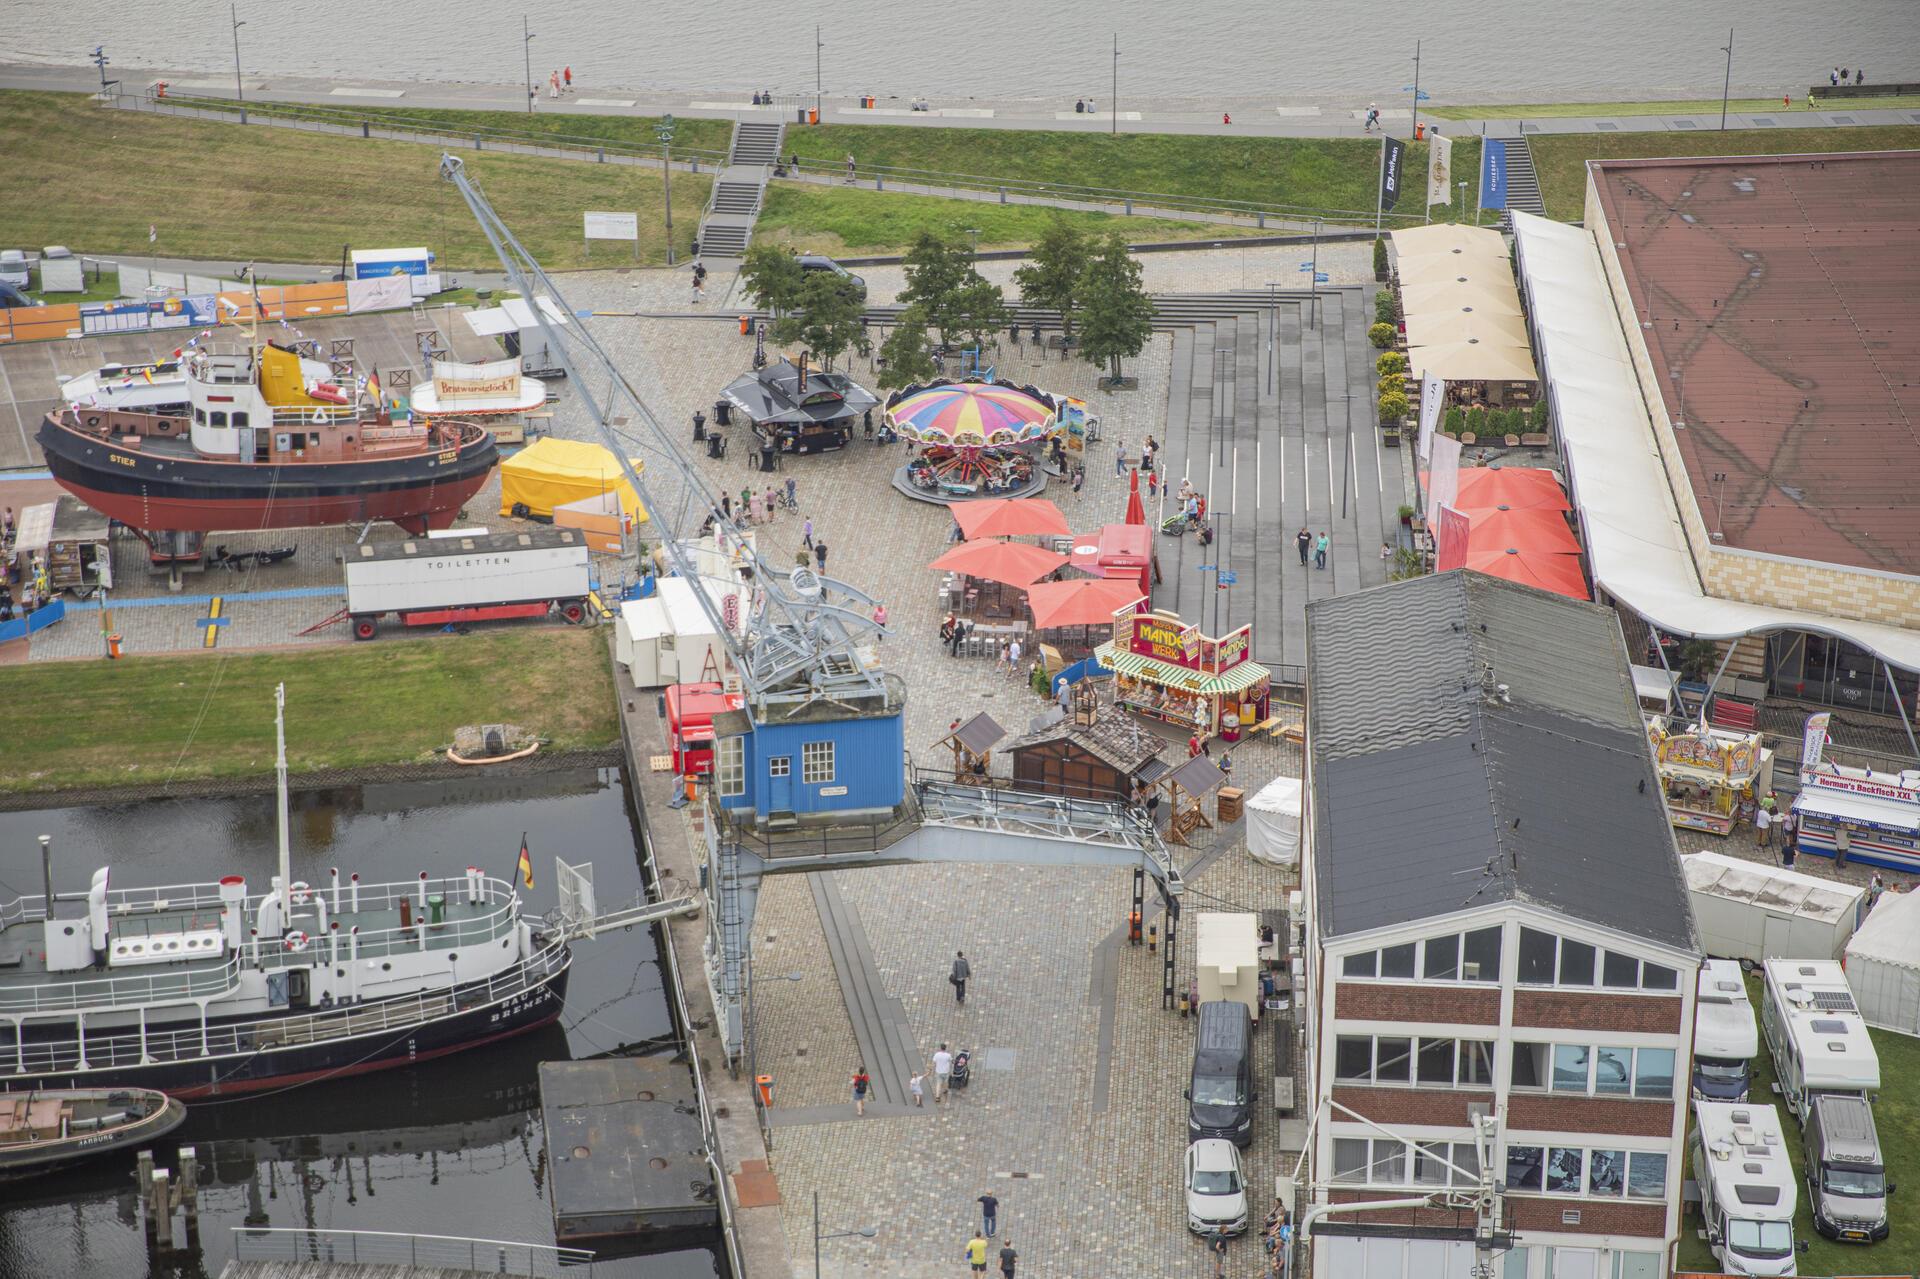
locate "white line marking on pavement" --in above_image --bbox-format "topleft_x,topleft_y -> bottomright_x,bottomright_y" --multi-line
1302,436 -> 1310,513
576,98 -> 637,107
330,88 -> 406,98
1256,440 -> 1263,511
1326,433 -> 1335,514
1231,445 -> 1239,516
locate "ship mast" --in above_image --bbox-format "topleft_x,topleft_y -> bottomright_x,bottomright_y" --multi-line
275,682 -> 291,918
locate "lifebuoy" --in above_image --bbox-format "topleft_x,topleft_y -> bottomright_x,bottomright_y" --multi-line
289,881 -> 312,905
284,931 -> 311,952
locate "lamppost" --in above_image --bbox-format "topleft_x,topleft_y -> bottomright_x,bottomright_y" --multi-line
1457,179 -> 1467,225
90,45 -> 116,96
657,115 -> 677,265
1112,34 -> 1120,137
813,1192 -> 876,1279
965,228 -> 982,259
522,17 -> 536,114
230,5 -> 246,103
815,25 -> 824,122
1719,28 -> 1735,130
1214,345 -> 1233,465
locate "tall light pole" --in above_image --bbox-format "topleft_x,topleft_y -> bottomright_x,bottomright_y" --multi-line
1112,34 -> 1120,137
1409,39 -> 1422,140
813,1192 -> 876,1279
522,17 -> 536,114
657,115 -> 677,266
230,5 -> 246,103
815,26 -> 824,122
1719,28 -> 1735,130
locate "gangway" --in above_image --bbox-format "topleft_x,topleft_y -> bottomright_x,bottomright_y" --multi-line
545,858 -> 699,942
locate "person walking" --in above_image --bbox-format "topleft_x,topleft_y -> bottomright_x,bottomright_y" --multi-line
872,601 -> 888,637
1754,803 -> 1773,849
1222,111 -> 1232,125
1868,872 -> 1887,913
802,517 -> 815,550
964,1232 -> 989,1275
1314,532 -> 1329,569
850,1064 -> 871,1116
746,489 -> 762,525
950,951 -> 971,1004
932,1044 -> 954,1101
1114,440 -> 1128,476
844,153 -> 857,184
692,263 -> 706,303
977,1191 -> 999,1238
998,1237 -> 1018,1278
909,1068 -> 926,1107
1006,637 -> 1022,679
549,69 -> 560,99
563,65 -> 573,91
1208,1230 -> 1229,1278
1856,67 -> 1865,85
1782,826 -> 1799,869
814,540 -> 829,571
784,475 -> 797,510
1779,809 -> 1797,865
1296,527 -> 1311,565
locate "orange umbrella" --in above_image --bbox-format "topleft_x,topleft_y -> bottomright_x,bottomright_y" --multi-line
1459,506 -> 1581,556
928,539 -> 1068,588
1027,578 -> 1148,630
951,497 -> 1071,540
1125,468 -> 1145,526
1455,467 -> 1569,512
1463,549 -> 1588,600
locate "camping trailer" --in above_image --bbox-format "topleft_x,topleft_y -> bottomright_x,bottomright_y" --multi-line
1758,958 -> 1880,1124
1195,913 -> 1261,1024
1694,959 -> 1759,1102
1691,1100 -> 1806,1276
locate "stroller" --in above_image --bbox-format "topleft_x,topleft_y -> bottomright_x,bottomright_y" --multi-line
950,1047 -> 973,1090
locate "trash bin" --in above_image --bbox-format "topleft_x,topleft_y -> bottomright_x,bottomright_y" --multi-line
739,313 -> 755,336
108,633 -> 123,659
1415,122 -> 1426,141
760,445 -> 776,473
693,410 -> 707,441
796,106 -> 809,124
714,399 -> 733,427
808,108 -> 819,125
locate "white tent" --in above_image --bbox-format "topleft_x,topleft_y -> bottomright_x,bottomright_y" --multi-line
1245,776 -> 1302,867
1843,890 -> 1920,1037
615,596 -> 673,687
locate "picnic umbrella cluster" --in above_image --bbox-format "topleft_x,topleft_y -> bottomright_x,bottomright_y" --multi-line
1435,467 -> 1587,599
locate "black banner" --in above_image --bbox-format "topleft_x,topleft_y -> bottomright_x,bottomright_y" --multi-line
1380,136 -> 1406,212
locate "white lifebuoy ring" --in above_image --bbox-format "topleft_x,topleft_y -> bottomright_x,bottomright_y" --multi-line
284,931 -> 311,952
289,881 -> 312,905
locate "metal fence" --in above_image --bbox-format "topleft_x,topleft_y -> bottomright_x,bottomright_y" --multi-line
229,1226 -> 594,1276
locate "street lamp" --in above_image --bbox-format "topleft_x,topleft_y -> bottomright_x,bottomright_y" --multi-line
230,5 -> 246,103
657,115 -> 677,266
964,227 -> 982,259
1719,28 -> 1735,130
1112,34 -> 1119,136
813,1192 -> 876,1279
522,17 -> 536,114
815,25 -> 824,122
90,45 -> 116,95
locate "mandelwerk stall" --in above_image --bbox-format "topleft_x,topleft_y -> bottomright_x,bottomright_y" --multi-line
1095,608 -> 1271,738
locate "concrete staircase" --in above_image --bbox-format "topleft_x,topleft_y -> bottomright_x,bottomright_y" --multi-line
696,119 -> 786,259
1499,136 -> 1547,226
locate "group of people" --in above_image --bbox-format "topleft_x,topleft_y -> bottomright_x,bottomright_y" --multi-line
537,66 -> 574,101
1828,66 -> 1867,86
708,477 -> 796,531
1294,526 -> 1330,569
961,1193 -> 1018,1276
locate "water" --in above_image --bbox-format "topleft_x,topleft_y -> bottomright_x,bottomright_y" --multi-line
10,0 -> 1916,102
0,767 -> 725,1279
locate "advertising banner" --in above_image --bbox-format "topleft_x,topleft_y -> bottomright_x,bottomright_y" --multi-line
1380,136 -> 1406,211
1479,139 -> 1509,212
1130,613 -> 1201,668
433,358 -> 523,401
1434,504 -> 1471,573
1417,371 -> 1446,462
1802,712 -> 1831,775
1427,431 -> 1462,519
1427,132 -> 1454,206
583,211 -> 639,241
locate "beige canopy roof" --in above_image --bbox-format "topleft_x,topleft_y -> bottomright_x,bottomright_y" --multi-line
1404,309 -> 1533,349
1391,222 -> 1510,261
1399,277 -> 1524,317
1409,339 -> 1539,383
1395,251 -> 1517,293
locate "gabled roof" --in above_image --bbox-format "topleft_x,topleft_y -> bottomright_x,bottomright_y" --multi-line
1307,571 -> 1697,953
1009,710 -> 1166,774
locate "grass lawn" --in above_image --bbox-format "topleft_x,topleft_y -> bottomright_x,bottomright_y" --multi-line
212,96 -> 734,159
1433,96 -> 1920,119
2,92 -> 706,270
1674,971 -> 1920,1277
1529,125 -> 1920,221
0,628 -> 617,793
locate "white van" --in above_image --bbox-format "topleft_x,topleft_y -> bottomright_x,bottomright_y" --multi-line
1692,1101 -> 1807,1276
1694,959 -> 1759,1102
1758,959 -> 1880,1124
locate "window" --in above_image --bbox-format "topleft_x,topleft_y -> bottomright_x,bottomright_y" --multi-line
801,740 -> 835,783
1380,942 -> 1417,979
1451,1142 -> 1480,1186
1417,1039 -> 1455,1085
1505,1145 -> 1545,1192
1587,1149 -> 1626,1197
1593,1046 -> 1633,1095
1373,1141 -> 1406,1184
1335,1037 -> 1373,1082
1511,1042 -> 1550,1091
1332,1138 -> 1406,1186
1627,1152 -> 1668,1200
1641,962 -> 1678,991
1458,1040 -> 1494,1087
275,432 -> 292,452
1632,1048 -> 1675,1099
1342,951 -> 1377,978
1558,939 -> 1597,986
768,756 -> 791,778
1602,951 -> 1640,988
232,412 -> 249,427
1518,928 -> 1557,983
1423,933 -> 1460,980
1552,1045 -> 1590,1092
194,407 -> 206,424
1462,926 -> 1502,981
715,737 -> 744,798
1545,1147 -> 1584,1194
1374,1038 -> 1412,1084
1414,1142 -> 1450,1186
1332,1138 -> 1370,1184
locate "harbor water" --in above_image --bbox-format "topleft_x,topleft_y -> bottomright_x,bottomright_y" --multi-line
8,0 -> 1915,103
0,765 -> 724,1279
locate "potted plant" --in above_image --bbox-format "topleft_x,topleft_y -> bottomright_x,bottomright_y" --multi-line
1442,406 -> 1466,438
1373,237 -> 1390,282
1397,503 -> 1415,527
1378,389 -> 1410,425
1464,405 -> 1490,439
1368,322 -> 1395,349
1379,373 -> 1404,399
1376,350 -> 1408,377
1374,288 -> 1399,326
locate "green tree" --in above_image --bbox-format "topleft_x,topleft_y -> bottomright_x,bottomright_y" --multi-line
898,230 -> 975,343
947,278 -> 1011,353
1011,216 -> 1092,339
877,307 -> 938,391
1075,232 -> 1155,384
778,272 -> 866,372
739,243 -> 805,318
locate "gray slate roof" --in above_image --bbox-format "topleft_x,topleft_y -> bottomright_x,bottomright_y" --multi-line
1306,571 -> 1697,953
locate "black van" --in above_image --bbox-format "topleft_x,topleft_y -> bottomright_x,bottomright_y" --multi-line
1188,1001 -> 1255,1147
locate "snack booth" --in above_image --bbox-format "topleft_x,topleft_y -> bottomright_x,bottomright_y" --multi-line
1793,713 -> 1920,873
1647,717 -> 1774,835
1095,610 -> 1270,738
665,682 -> 746,777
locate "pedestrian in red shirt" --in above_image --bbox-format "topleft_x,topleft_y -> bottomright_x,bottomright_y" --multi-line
564,66 -> 573,91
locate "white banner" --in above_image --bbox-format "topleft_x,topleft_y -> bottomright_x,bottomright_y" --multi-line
1427,132 -> 1454,206
346,275 -> 414,314
432,358 -> 523,400
584,211 -> 639,241
1417,371 -> 1446,462
1427,431 -> 1462,521
1802,712 -> 1831,775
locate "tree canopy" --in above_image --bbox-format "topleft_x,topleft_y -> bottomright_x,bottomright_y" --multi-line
1012,217 -> 1092,338
1076,232 -> 1155,383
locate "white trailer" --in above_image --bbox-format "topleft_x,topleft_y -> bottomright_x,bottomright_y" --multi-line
1195,912 -> 1261,1024
1682,852 -> 1863,962
1694,959 -> 1760,1102
1692,1100 -> 1805,1276
1758,958 -> 1880,1124
339,528 -> 592,640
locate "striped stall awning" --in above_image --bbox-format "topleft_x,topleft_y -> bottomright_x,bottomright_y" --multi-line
1095,643 -> 1270,697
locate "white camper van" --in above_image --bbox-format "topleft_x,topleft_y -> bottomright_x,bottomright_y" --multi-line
1758,959 -> 1880,1124
1691,1101 -> 1806,1276
1694,959 -> 1759,1102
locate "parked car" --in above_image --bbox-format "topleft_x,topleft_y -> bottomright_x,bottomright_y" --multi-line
0,282 -> 43,309
1184,1139 -> 1249,1236
0,250 -> 28,288
797,253 -> 867,301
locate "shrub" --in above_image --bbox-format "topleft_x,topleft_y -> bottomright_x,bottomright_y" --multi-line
1374,289 -> 1398,325
1376,351 -> 1408,376
1373,237 -> 1389,276
1368,322 -> 1396,349
1379,374 -> 1404,398
1464,405 -> 1490,437
1442,406 -> 1466,437
1528,401 -> 1550,432
1377,390 -> 1410,421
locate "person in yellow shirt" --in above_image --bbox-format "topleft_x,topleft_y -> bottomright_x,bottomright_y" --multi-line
963,1232 -> 989,1274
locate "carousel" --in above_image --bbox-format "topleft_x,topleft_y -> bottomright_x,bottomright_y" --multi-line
887,379 -> 1065,504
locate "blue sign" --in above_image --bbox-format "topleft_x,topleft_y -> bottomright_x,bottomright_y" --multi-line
1196,563 -> 1217,573
1217,570 -> 1238,586
1479,139 -> 1509,212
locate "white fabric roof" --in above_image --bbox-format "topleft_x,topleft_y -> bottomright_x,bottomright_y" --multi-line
1510,212 -> 1920,672
462,296 -> 572,337
1791,785 -> 1920,833
1846,889 -> 1920,971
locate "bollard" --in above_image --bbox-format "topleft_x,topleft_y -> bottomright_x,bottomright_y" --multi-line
1147,923 -> 1158,952
1257,211 -> 1265,228
1124,198 -> 1133,215
756,1074 -> 774,1107
362,121 -> 370,139
999,186 -> 1007,204
1128,908 -> 1142,944
597,147 -> 605,163
474,133 -> 483,151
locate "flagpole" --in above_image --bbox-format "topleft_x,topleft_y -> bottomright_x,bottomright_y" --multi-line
1374,134 -> 1386,238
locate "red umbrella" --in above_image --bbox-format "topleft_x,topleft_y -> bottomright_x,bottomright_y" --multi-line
951,497 -> 1071,540
928,539 -> 1068,588
1027,578 -> 1148,630
1124,468 -> 1145,526
1459,506 -> 1580,556
1463,549 -> 1589,600
1455,467 -> 1569,512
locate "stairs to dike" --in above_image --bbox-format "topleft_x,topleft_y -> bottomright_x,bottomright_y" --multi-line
1498,136 -> 1547,227
697,119 -> 786,259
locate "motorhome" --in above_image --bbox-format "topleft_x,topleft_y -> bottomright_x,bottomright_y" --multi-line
1803,1093 -> 1891,1243
1692,1101 -> 1806,1276
1694,959 -> 1759,1102
1758,959 -> 1880,1124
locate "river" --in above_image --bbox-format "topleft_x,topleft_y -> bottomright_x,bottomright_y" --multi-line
7,0 -> 1915,103
0,766 -> 725,1279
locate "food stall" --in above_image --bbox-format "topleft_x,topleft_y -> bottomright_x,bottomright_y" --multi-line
1793,713 -> 1920,873
1646,717 -> 1774,835
1094,610 -> 1270,738
665,682 -> 746,777
1067,522 -> 1157,598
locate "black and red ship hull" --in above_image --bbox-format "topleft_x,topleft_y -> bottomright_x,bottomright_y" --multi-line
36,414 -> 498,537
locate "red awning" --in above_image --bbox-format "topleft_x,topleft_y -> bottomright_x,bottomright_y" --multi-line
1462,550 -> 1589,600
1027,578 -> 1148,630
1454,466 -> 1569,512
928,539 -> 1069,588
951,497 -> 1071,540
1459,506 -> 1581,556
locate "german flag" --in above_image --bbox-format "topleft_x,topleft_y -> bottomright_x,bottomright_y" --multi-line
515,834 -> 534,889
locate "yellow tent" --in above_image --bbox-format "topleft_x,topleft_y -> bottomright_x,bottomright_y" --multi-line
499,437 -> 648,523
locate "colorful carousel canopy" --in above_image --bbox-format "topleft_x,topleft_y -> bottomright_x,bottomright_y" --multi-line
886,381 -> 1058,447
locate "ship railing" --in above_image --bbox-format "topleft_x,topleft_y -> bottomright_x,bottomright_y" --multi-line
254,879 -> 523,973
271,404 -> 365,428
0,952 -> 242,1018
5,942 -> 568,1077
231,1227 -> 594,1277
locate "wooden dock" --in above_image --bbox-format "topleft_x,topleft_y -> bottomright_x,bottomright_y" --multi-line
541,1056 -> 718,1240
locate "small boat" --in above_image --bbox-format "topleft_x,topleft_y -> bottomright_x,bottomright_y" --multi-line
0,1087 -> 186,1177
448,723 -> 544,766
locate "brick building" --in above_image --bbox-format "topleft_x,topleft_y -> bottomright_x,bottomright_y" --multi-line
1301,572 -> 1701,1279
